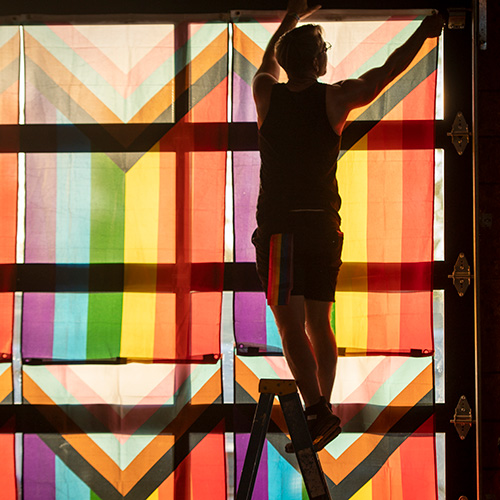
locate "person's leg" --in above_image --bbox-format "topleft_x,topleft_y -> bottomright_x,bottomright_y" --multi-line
304,299 -> 337,404
270,295 -> 322,407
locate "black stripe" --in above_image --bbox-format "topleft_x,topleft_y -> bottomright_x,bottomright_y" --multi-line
0,261 -> 448,293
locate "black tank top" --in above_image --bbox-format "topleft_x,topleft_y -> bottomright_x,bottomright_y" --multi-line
257,82 -> 341,232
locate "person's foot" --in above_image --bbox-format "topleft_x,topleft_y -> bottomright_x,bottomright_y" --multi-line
285,397 -> 341,453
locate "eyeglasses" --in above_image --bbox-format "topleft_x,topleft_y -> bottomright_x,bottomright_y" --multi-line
321,41 -> 332,53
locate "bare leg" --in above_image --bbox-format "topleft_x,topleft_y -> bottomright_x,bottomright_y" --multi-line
305,299 -> 337,403
270,295 -> 322,407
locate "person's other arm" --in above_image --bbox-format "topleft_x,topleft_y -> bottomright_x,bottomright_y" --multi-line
252,0 -> 321,125
331,13 -> 444,121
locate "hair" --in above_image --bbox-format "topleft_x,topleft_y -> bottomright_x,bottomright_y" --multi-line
275,24 -> 325,77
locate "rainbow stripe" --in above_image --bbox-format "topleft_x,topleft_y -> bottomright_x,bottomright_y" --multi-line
267,233 -> 294,306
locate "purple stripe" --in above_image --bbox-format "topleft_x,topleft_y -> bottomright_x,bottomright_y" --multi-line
25,154 -> 57,263
235,433 -> 268,498
232,73 -> 257,123
23,434 -> 56,500
233,151 -> 260,262
25,80 -> 58,123
22,293 -> 54,359
234,292 -> 266,348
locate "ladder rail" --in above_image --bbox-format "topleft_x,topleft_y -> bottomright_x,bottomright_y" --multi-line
236,379 -> 332,500
235,392 -> 274,500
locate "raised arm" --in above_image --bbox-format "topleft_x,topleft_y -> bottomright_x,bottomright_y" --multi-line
252,0 -> 321,125
328,13 -> 444,133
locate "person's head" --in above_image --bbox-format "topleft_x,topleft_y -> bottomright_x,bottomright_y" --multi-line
275,24 -> 329,79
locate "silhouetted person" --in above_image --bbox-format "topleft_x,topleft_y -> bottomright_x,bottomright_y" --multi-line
252,0 -> 443,451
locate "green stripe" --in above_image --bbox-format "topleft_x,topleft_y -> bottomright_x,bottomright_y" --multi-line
90,153 -> 125,263
86,293 -> 123,359
87,153 -> 124,359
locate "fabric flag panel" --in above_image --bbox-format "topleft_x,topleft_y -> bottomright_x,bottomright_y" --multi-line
232,18 -> 437,356
234,354 -> 436,499
21,23 -> 229,362
0,28 -> 19,357
0,154 -> 17,358
22,362 -> 226,499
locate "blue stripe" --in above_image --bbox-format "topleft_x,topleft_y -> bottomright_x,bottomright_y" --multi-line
55,455 -> 91,499
53,293 -> 88,360
56,153 -> 91,263
267,441 -> 304,499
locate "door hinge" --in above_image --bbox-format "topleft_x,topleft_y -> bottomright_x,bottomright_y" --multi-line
450,395 -> 474,440
447,8 -> 467,29
447,112 -> 471,155
448,253 -> 473,297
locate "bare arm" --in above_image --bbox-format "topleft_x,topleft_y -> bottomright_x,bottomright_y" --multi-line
328,13 -> 444,132
252,0 -> 321,125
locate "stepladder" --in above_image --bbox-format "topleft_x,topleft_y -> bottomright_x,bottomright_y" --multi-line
236,379 -> 332,500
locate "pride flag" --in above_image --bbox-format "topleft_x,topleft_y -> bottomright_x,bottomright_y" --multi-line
233,17 -> 437,356
21,23 -> 229,362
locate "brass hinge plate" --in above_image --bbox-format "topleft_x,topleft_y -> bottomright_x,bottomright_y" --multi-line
450,395 -> 474,440
447,112 -> 471,155
448,253 -> 473,297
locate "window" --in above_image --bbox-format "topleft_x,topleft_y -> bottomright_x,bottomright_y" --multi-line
0,12 -> 447,498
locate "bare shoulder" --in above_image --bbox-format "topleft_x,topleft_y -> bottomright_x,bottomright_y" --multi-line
252,73 -> 278,100
252,73 -> 278,127
325,82 -> 351,136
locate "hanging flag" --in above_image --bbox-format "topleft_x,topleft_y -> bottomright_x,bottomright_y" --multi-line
21,23 -> 229,362
232,17 -> 437,356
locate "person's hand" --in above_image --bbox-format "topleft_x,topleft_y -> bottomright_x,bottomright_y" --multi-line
287,0 -> 321,20
420,12 -> 445,38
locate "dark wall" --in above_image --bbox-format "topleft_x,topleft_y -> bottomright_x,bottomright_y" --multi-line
478,1 -> 500,498
0,0 -> 468,17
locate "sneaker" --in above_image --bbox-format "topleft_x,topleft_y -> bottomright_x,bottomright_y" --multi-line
285,397 -> 341,453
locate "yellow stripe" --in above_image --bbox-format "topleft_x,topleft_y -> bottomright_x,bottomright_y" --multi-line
350,478 -> 372,499
337,136 -> 368,262
121,147 -> 160,358
336,136 -> 368,349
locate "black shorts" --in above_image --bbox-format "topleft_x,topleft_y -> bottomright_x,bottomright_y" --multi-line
252,212 -> 343,303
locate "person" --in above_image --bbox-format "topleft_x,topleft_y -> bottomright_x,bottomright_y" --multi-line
251,0 -> 444,452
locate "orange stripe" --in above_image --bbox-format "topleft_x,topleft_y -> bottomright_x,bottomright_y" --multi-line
0,34 -> 19,73
268,234 -> 282,304
0,366 -> 12,401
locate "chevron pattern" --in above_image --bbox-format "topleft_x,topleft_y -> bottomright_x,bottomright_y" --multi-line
235,355 -> 436,499
0,27 -> 19,124
23,363 -> 225,499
